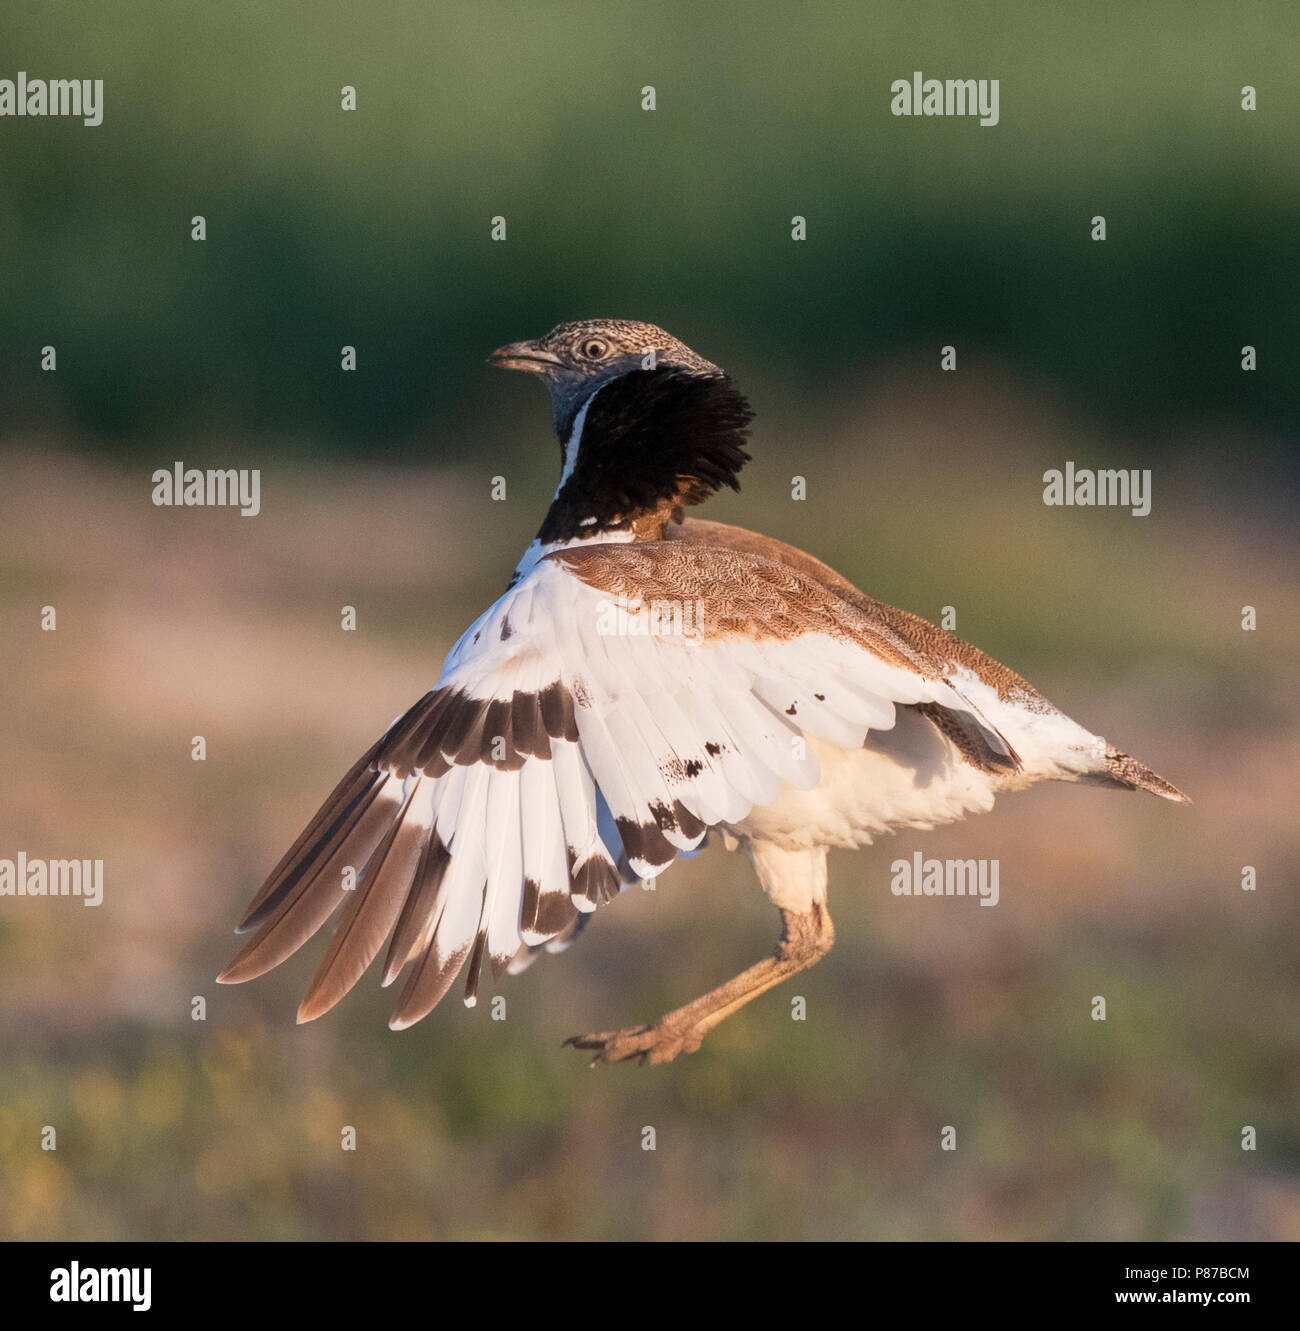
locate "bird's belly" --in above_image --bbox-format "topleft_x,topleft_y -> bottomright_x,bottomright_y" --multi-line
729,709 -> 998,852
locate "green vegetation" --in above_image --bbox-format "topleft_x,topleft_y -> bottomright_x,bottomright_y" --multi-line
1,1 -> 1297,450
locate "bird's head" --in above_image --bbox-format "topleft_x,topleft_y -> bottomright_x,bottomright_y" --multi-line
489,319 -> 753,544
490,319 -> 721,441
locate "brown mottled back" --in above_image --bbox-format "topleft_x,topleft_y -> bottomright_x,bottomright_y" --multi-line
667,516 -> 1059,710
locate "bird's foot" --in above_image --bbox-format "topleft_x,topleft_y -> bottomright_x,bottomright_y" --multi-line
564,1019 -> 706,1067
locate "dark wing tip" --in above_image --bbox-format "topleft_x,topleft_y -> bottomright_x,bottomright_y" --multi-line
1104,746 -> 1190,804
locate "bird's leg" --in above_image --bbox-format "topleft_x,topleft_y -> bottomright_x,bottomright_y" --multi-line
565,902 -> 834,1066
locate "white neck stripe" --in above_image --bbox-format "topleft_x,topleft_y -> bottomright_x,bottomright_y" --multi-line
556,393 -> 595,495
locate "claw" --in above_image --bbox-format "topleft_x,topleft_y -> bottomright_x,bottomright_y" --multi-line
563,1022 -> 702,1066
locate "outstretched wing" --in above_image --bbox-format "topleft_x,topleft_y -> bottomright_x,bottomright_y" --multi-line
219,541 -> 1015,1027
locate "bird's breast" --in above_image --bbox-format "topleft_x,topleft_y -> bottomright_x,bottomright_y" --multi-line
728,711 -> 1000,852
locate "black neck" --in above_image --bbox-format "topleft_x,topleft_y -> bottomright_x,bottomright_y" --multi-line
536,367 -> 753,545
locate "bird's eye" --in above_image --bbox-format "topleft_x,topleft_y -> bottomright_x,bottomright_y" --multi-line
581,338 -> 610,360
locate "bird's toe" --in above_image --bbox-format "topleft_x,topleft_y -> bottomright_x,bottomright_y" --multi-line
564,1021 -> 701,1066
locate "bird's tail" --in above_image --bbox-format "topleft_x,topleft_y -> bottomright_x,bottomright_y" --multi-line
1100,744 -> 1190,804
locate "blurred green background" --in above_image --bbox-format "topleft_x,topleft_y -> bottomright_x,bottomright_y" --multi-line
3,0 -> 1299,454
0,1 -> 1297,1240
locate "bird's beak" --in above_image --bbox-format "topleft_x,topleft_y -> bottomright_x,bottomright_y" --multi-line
488,340 -> 562,374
